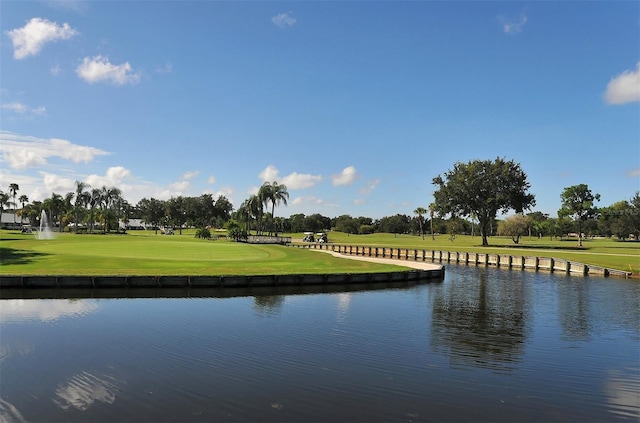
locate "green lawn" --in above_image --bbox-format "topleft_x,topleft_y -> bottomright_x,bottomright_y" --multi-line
2,229 -> 637,276
306,232 -> 640,274
0,230 -> 407,276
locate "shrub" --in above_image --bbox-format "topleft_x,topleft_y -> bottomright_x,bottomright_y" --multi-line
194,228 -> 211,239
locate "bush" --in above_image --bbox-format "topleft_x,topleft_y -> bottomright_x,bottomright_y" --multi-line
194,228 -> 211,239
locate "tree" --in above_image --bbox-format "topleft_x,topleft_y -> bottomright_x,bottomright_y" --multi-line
258,181 -> 289,235
432,158 -> 535,246
138,198 -> 165,235
414,207 -> 427,240
429,203 -> 436,240
8,183 -> 19,226
498,214 -> 530,244
558,184 -> 600,247
18,194 -> 29,224
73,181 -> 90,233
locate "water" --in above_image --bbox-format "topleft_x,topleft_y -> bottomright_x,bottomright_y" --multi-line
36,210 -> 54,240
1,266 -> 638,422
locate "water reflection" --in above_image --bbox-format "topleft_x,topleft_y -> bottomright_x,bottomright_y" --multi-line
557,281 -> 592,340
0,299 -> 99,323
0,398 -> 26,423
431,268 -> 529,370
253,295 -> 285,315
604,367 -> 640,419
54,371 -> 118,411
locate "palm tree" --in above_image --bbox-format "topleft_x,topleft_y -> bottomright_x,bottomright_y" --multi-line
259,181 -> 289,235
73,181 -> 90,233
429,203 -> 436,241
42,193 -> 65,232
8,183 -> 19,226
99,186 -> 122,233
0,191 -> 9,219
18,195 -> 28,224
245,194 -> 264,234
414,207 -> 427,240
89,188 -> 102,233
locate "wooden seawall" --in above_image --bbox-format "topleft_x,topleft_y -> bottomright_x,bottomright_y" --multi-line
292,243 -> 632,279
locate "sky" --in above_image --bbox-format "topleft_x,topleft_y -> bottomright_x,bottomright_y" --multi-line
1,1 -> 639,219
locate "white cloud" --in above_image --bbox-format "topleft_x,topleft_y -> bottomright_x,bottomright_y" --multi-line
499,13 -> 528,35
182,170 -> 199,180
1,102 -> 46,116
76,56 -> 141,85
42,172 -> 75,193
85,166 -> 132,188
605,63 -> 640,105
353,198 -> 367,205
6,17 -> 78,59
359,179 -> 380,195
207,175 -> 216,184
272,12 -> 296,28
331,166 -> 358,186
0,131 -> 109,170
168,180 -> 190,192
627,168 -> 640,177
291,196 -> 328,207
258,165 -> 322,190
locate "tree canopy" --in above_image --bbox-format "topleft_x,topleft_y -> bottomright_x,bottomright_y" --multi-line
558,184 -> 600,246
432,157 -> 535,246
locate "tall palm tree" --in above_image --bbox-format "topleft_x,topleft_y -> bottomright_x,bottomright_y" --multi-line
42,193 -> 64,232
18,195 -> 28,224
0,191 -> 9,218
429,203 -> 436,241
245,194 -> 264,234
99,186 -> 122,233
8,183 -> 19,226
73,181 -> 90,233
89,188 -> 102,233
414,207 -> 427,240
259,181 -> 289,235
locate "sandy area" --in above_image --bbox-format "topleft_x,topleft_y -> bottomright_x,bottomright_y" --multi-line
307,248 -> 443,271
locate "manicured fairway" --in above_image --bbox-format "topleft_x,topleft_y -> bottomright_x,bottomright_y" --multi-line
307,232 -> 640,274
0,231 -> 408,276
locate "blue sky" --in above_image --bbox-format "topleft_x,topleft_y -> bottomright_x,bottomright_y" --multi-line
1,1 -> 638,219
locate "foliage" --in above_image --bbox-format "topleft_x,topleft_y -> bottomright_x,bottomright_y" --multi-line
225,219 -> 247,242
558,184 -> 601,247
432,158 -> 535,246
194,227 -> 211,239
498,214 -> 530,244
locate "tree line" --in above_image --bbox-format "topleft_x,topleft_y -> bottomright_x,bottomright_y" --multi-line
1,158 -> 638,244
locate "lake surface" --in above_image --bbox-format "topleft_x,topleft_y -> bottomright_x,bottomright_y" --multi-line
1,265 -> 639,422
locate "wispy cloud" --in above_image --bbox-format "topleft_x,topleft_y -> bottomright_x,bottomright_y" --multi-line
359,179 -> 380,195
76,56 -> 141,85
626,168 -> 640,177
1,102 -> 46,116
6,17 -> 78,59
272,12 -> 296,29
498,12 -> 528,35
0,131 -> 109,170
331,166 -> 358,186
155,63 -> 173,74
605,62 -> 640,105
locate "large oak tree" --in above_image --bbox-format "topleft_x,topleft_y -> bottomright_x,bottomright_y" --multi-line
432,157 -> 536,246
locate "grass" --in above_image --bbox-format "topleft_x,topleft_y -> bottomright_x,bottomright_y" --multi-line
0,230 -> 407,276
2,229 -> 638,276
304,232 -> 640,274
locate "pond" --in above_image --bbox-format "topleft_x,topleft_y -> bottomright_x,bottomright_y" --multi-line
1,266 -> 638,422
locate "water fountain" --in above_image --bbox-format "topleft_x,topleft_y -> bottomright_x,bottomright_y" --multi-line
36,210 -> 54,240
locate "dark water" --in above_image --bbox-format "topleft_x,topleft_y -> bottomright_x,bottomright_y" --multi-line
1,266 -> 638,422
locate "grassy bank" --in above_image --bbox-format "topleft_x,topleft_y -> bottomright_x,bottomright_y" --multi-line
2,229 -> 637,276
305,232 -> 640,274
0,230 -> 407,276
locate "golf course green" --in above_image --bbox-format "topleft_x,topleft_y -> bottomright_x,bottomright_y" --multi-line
1,229 -> 638,276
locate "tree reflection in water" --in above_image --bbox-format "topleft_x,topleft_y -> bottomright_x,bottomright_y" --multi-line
253,295 -> 285,315
430,268 -> 530,371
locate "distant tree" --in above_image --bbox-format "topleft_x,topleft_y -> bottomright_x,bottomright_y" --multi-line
601,200 -> 636,241
42,193 -> 65,231
258,181 -> 289,235
334,214 -> 359,234
0,191 -> 9,219
8,183 -> 19,225
18,194 -> 29,224
214,195 -> 234,222
429,203 -> 436,240
73,181 -> 90,233
432,158 -> 535,246
138,197 -> 165,235
558,184 -> 600,247
527,211 -> 548,239
498,214 -> 530,244
225,219 -> 247,241
414,207 -> 427,240
166,196 -> 186,234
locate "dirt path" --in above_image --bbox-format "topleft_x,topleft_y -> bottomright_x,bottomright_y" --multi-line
308,249 -> 443,271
